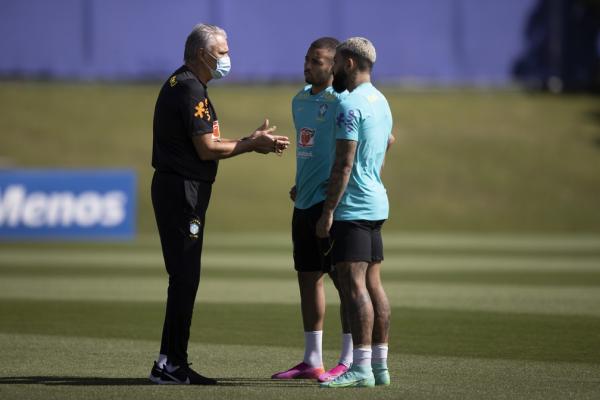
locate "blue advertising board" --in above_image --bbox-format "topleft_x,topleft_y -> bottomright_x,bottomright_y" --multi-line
0,169 -> 136,240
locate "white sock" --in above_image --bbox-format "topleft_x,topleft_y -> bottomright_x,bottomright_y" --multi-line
156,353 -> 167,369
353,346 -> 372,368
339,333 -> 353,367
303,330 -> 323,368
372,344 -> 388,365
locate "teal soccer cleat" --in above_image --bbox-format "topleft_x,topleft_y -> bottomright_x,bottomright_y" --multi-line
372,362 -> 390,386
319,364 -> 375,388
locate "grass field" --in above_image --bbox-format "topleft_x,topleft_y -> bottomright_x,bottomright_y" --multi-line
1,233 -> 600,399
1,82 -> 600,398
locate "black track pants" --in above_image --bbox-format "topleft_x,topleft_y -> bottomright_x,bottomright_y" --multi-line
151,170 -> 212,366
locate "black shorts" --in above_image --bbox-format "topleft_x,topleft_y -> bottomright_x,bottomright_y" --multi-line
292,201 -> 332,272
330,220 -> 385,265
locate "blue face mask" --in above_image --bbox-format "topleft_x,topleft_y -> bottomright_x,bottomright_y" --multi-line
205,52 -> 231,79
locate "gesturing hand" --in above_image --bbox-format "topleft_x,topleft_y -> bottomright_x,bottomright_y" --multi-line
249,119 -> 290,154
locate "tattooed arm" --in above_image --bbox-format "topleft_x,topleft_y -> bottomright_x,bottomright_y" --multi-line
316,139 -> 357,238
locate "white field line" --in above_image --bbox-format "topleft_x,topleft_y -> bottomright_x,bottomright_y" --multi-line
1,276 -> 600,317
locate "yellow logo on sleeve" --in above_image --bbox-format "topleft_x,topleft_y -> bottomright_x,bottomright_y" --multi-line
169,76 -> 177,87
194,99 -> 211,120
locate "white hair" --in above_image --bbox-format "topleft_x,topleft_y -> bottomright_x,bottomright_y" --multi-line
337,37 -> 376,64
184,23 -> 227,63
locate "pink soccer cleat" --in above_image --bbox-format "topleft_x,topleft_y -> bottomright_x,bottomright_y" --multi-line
271,362 -> 325,380
318,363 -> 350,382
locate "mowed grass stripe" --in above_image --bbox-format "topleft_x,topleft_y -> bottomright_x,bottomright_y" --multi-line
1,300 -> 599,364
1,276 -> 600,316
9,231 -> 600,249
2,232 -> 600,255
3,264 -> 600,287
2,250 -> 600,272
197,232 -> 600,252
2,243 -> 600,259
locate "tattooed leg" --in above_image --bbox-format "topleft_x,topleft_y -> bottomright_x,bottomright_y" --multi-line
367,262 -> 391,345
335,261 -> 373,347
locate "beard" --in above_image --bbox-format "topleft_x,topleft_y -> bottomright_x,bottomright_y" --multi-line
332,69 -> 347,93
304,71 -> 313,85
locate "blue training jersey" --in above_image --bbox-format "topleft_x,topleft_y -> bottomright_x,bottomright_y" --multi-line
334,82 -> 393,221
293,85 -> 346,209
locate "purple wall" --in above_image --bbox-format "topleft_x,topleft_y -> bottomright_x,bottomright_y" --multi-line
0,0 -> 537,84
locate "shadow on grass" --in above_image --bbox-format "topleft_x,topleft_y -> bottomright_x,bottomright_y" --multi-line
0,376 -> 316,388
0,376 -> 152,386
216,377 -> 316,387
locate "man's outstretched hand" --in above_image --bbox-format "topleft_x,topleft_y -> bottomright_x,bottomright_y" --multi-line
248,119 -> 290,155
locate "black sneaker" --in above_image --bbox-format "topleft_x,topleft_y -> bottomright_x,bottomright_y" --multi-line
149,361 -> 163,384
160,363 -> 217,385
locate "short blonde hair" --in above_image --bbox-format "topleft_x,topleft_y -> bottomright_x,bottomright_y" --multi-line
337,37 -> 377,68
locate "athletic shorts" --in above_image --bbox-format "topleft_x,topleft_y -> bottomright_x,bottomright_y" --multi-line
330,219 -> 385,265
292,201 -> 332,272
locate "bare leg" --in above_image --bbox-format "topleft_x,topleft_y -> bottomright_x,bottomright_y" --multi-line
328,268 -> 351,334
298,271 -> 326,331
366,262 -> 391,344
271,271 -> 326,378
335,261 -> 373,347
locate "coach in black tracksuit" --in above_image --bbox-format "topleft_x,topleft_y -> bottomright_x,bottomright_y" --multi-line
149,23 -> 289,385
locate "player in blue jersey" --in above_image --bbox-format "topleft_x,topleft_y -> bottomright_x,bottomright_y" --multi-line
271,37 -> 353,382
317,37 -> 395,388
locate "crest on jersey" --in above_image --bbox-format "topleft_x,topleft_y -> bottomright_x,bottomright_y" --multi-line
299,127 -> 315,148
317,103 -> 328,120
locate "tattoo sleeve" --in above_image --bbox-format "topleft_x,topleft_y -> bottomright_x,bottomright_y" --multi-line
322,139 -> 358,214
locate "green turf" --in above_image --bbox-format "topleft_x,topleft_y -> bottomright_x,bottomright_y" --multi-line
1,234 -> 600,399
1,299 -> 599,364
3,264 -> 600,286
2,334 -> 598,400
1,82 -> 600,233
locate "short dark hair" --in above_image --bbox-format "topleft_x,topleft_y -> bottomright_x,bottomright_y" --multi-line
339,49 -> 373,72
309,37 -> 339,52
